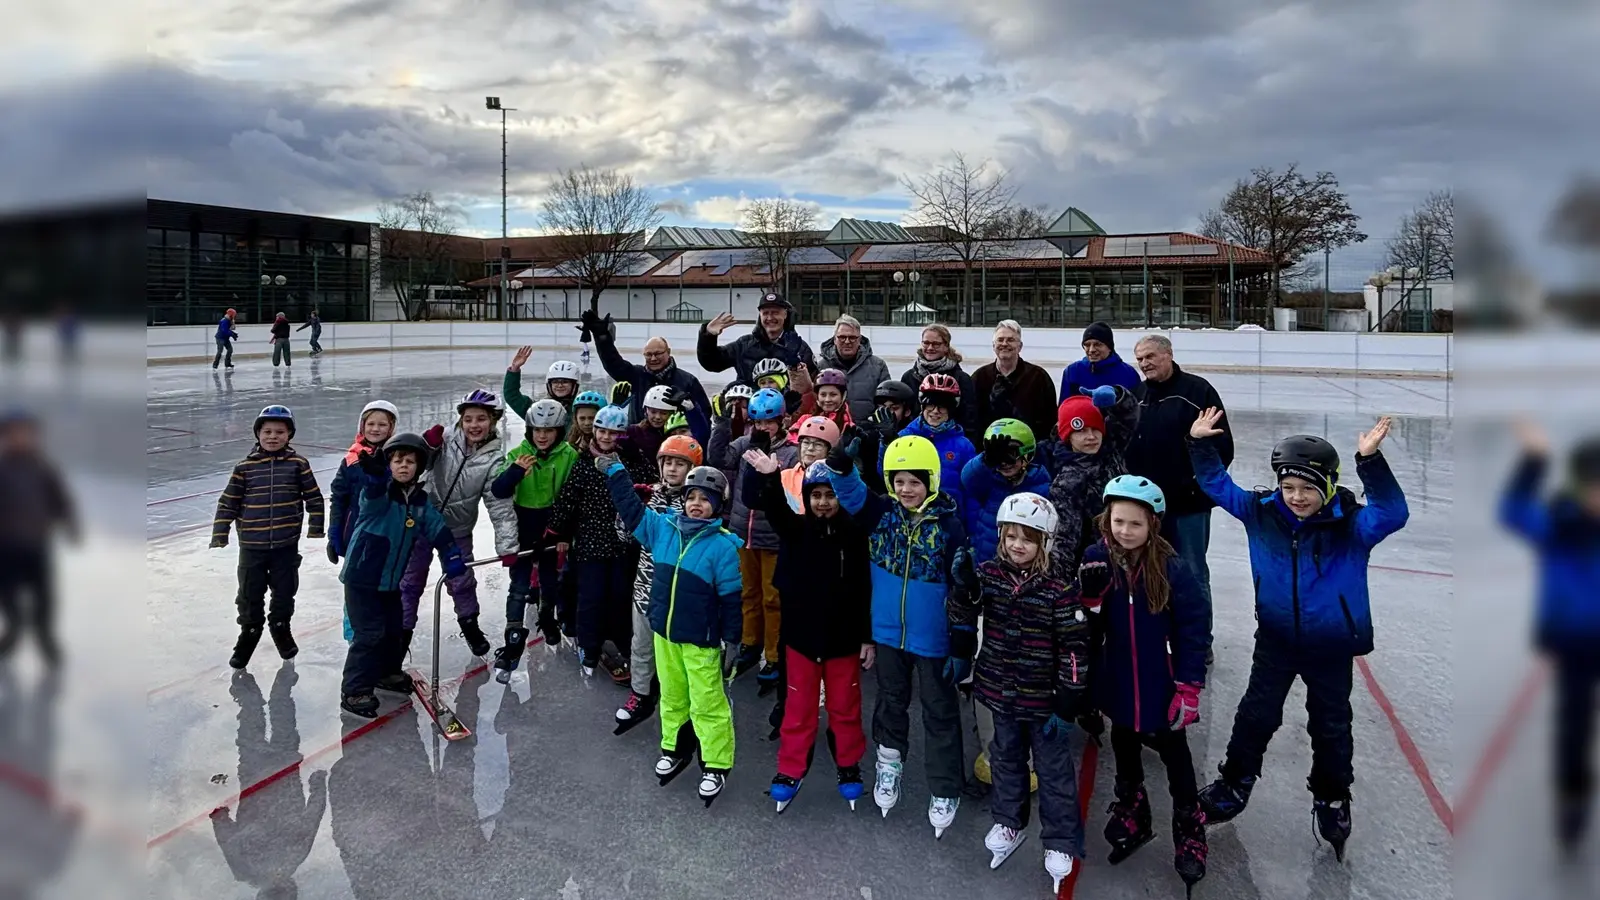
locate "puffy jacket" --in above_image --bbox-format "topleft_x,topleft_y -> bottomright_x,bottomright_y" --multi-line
215,316 -> 238,341
960,456 -> 1053,564
212,445 -> 326,549
490,438 -> 578,554
707,419 -> 798,551
423,424 -> 518,556
1046,386 -> 1139,580
548,442 -> 657,562
606,465 -> 743,649
340,475 -> 462,591
1190,438 -> 1409,657
897,416 -> 977,515
594,334 -> 713,445
630,482 -> 687,611
327,438 -> 384,557
746,468 -> 872,661
270,320 -> 291,341
900,362 -> 980,440
949,558 -> 1092,721
697,319 -> 816,386
1080,540 -> 1210,732
1126,364 -> 1233,516
1499,454 -> 1600,653
973,359 -> 1059,450
828,465 -> 968,658
1058,352 -> 1141,403
817,336 -> 891,424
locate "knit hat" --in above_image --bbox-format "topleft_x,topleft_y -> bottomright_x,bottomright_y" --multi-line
1276,464 -> 1333,500
1057,396 -> 1106,440
1082,321 -> 1114,351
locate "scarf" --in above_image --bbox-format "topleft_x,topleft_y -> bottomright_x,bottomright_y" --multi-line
909,353 -> 959,380
344,435 -> 380,466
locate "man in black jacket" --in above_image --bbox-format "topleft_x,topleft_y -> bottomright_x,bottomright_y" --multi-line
581,309 -> 712,444
1124,335 -> 1232,639
697,292 -> 815,385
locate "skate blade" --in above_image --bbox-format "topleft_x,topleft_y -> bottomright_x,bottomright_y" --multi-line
494,669 -> 512,684
848,800 -> 856,811
988,836 -> 1026,869
1106,833 -> 1156,865
933,826 -> 946,839
775,800 -> 790,813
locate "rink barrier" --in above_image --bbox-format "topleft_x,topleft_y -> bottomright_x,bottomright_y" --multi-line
148,321 -> 1454,377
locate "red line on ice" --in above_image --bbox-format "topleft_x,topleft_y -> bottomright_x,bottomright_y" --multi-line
1453,660 -> 1547,832
1056,739 -> 1099,900
1356,657 -> 1454,833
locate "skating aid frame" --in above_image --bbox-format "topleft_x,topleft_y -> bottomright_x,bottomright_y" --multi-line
418,549 -> 536,740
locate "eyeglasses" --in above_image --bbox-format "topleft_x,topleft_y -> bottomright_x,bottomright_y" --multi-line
993,337 -> 1019,346
834,333 -> 860,341
921,340 -> 947,348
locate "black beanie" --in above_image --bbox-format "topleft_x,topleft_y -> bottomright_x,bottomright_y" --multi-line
1082,322 -> 1114,351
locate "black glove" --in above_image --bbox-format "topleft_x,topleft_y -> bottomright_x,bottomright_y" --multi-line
326,543 -> 340,565
749,429 -> 772,453
610,381 -> 632,407
601,312 -> 617,342
982,436 -> 1022,469
868,405 -> 900,440
581,308 -> 602,334
357,449 -> 387,477
1078,559 -> 1113,599
947,625 -> 978,662
825,445 -> 853,475
662,387 -> 689,409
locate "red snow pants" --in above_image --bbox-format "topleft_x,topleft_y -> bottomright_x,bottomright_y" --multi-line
777,647 -> 867,779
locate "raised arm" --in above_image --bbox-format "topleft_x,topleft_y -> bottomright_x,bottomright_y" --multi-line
696,324 -> 738,374
750,464 -> 802,540
1186,408 -> 1252,522
1499,452 -> 1552,543
1350,416 -> 1409,547
604,460 -> 665,547
1100,385 -> 1140,457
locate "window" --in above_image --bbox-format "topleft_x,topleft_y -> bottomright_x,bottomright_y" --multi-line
350,243 -> 368,259
198,232 -> 222,251
147,228 -> 165,247
229,235 -> 251,253
278,238 -> 300,256
167,230 -> 191,249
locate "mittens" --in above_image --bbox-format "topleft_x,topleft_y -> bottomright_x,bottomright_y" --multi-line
443,554 -> 468,579
500,553 -> 520,568
1168,683 -> 1203,730
423,424 -> 445,449
594,453 -> 621,473
1087,385 -> 1118,409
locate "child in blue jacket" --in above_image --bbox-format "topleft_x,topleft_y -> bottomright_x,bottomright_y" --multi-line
1500,421 -> 1600,852
896,373 -> 976,515
1187,410 -> 1407,860
327,400 -> 398,641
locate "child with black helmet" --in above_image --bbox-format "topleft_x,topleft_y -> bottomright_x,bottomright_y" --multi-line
1187,410 -> 1407,861
211,405 -> 326,669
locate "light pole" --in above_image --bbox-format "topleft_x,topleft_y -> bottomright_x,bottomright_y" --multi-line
892,270 -> 920,323
260,274 -> 287,314
486,96 -> 516,320
1367,271 -> 1393,331
509,279 -> 524,319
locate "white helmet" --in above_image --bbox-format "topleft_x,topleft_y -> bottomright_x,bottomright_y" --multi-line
724,383 -> 755,401
359,400 -> 398,427
643,385 -> 679,412
548,360 -> 580,382
526,398 -> 569,430
996,492 -> 1059,551
752,357 -> 788,380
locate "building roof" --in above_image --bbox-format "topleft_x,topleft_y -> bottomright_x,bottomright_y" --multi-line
645,226 -> 751,252
1044,207 -> 1106,237
823,218 -> 918,245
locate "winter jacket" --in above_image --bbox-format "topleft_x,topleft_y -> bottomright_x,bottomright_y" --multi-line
897,416 -> 978,515
1499,454 -> 1600,653
595,333 -> 713,444
1058,353 -> 1141,403
745,468 -> 873,661
973,359 -> 1059,449
1046,386 -> 1139,580
960,456 -> 1053,564
828,465 -> 969,659
627,421 -> 666,465
707,418 -> 799,551
212,445 -> 326,549
490,438 -> 578,554
0,452 -> 74,548
630,482 -> 687,612
900,362 -> 980,440
270,320 -> 291,341
1190,438 -> 1409,657
697,318 -> 816,386
1080,540 -> 1210,732
549,443 -> 657,563
327,438 -> 384,557
1126,364 -> 1233,516
215,316 -> 238,341
606,465 -> 743,648
295,314 -> 321,337
339,474 -> 462,591
817,336 -> 891,424
422,425 -> 518,556
949,558 -> 1092,721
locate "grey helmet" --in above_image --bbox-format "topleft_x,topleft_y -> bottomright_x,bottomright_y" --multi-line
526,398 -> 569,431
683,466 -> 729,514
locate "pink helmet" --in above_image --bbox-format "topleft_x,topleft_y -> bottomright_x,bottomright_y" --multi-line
816,368 -> 849,389
796,416 -> 841,449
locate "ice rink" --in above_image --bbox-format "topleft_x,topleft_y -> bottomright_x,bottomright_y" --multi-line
136,346 -> 1464,900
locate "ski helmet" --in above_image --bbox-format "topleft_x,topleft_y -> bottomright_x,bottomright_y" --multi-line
1271,434 -> 1340,500
664,411 -> 690,435
359,400 -> 399,429
918,373 -> 961,409
643,385 -> 679,412
1057,396 -> 1105,440
982,418 -> 1036,467
526,398 -> 569,431
457,388 -> 504,418
683,466 -> 729,513
748,388 -> 786,422
802,459 -> 836,489
816,368 -> 849,389
874,379 -> 916,408
383,431 -> 432,461
882,435 -> 941,497
547,360 -> 580,383
658,434 -> 704,468
593,405 -> 631,433
574,390 -> 606,411
996,492 -> 1059,549
796,416 -> 841,449
753,357 -> 789,389
724,383 -> 755,402
253,404 -> 295,438
1103,475 -> 1167,516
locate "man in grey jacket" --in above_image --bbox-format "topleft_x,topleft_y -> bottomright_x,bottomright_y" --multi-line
816,315 -> 890,424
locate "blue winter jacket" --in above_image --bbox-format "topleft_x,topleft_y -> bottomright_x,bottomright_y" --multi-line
959,455 -> 1052,564
1190,438 -> 1408,657
1059,353 -> 1141,403
606,464 -> 744,649
829,465 -> 969,659
895,416 -> 978,515
1081,540 -> 1211,733
339,474 -> 463,591
1499,454 -> 1600,653
216,316 -> 238,341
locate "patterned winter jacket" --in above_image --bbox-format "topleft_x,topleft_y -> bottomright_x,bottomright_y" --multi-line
606,464 -> 743,649
1047,385 -> 1139,580
548,442 -> 657,563
630,482 -> 687,613
949,558 -> 1092,721
895,416 -> 977,515
707,418 -> 799,551
212,445 -> 326,549
1500,454 -> 1600,653
960,456 -> 1053,565
339,473 -> 463,591
423,424 -> 518,555
829,465 -> 969,659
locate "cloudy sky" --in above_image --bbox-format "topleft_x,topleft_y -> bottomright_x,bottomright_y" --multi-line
8,0 -> 1596,284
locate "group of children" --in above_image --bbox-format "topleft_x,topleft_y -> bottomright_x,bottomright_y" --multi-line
209,343 -> 1415,896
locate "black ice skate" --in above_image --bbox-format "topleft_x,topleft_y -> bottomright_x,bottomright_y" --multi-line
837,765 -> 864,811
1313,797 -> 1352,861
375,672 -> 413,694
1105,781 -> 1155,864
1173,803 -> 1208,897
268,622 -> 298,660
613,691 -> 657,735
494,626 -> 529,684
724,644 -> 759,681
1198,771 -> 1256,824
756,660 -> 779,696
229,626 -> 263,669
340,692 -> 379,719
698,770 -> 727,808
458,615 -> 491,657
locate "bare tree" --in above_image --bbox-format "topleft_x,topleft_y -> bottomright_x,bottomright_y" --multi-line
740,198 -> 822,296
1198,164 -> 1367,302
541,165 -> 663,313
1386,189 -> 1455,287
902,153 -> 1018,324
376,191 -> 466,321
982,203 -> 1053,241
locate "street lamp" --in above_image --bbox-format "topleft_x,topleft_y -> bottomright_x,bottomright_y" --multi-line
261,274 -> 287,314
487,96 -> 516,321
893,270 -> 920,319
509,279 -> 524,318
1367,271 -> 1394,331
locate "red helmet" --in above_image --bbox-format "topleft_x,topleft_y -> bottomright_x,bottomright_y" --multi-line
816,368 -> 849,389
796,416 -> 841,449
918,373 -> 961,409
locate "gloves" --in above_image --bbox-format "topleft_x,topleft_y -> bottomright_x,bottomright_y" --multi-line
662,387 -> 689,410
1168,683 -> 1203,730
1085,385 -> 1118,409
442,554 -> 468,579
209,536 -> 227,549
594,452 -> 621,473
711,392 -> 727,420
501,553 -> 520,568
1078,559 -> 1112,600
602,312 -> 617,342
947,625 -> 978,663
1076,710 -> 1105,744
423,424 -> 445,449
749,429 -> 772,453
609,381 -> 632,407
1042,714 -> 1073,738
825,445 -> 853,475
942,656 -> 972,687
357,449 -> 387,476
327,543 -> 340,564
580,308 -> 602,334
867,405 -> 901,440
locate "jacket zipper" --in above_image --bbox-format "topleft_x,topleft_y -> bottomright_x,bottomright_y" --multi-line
385,489 -> 417,587
1291,536 -> 1302,643
1127,584 -> 1141,727
897,519 -> 915,650
667,529 -> 710,641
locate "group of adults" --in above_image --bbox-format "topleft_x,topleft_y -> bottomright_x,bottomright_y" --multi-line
585,290 -> 1232,610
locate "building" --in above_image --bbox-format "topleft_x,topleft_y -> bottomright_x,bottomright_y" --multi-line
146,199 -> 373,326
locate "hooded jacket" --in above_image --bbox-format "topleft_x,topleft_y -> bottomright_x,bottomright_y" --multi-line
1190,438 -> 1409,657
1499,454 -> 1600,654
340,473 -> 463,591
1059,352 -> 1141,403
707,418 -> 799,551
949,558 -> 1092,721
423,424 -> 518,556
959,455 -> 1053,564
818,335 -> 891,424
594,332 -> 714,445
328,437 -> 384,557
606,465 -> 743,649
1046,385 -> 1139,580
1125,363 -> 1233,516
548,441 -> 658,563
697,314 -> 816,386
213,445 -> 326,549
897,416 -> 978,515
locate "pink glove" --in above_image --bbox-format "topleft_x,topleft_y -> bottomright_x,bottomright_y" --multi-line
423,424 -> 445,448
501,553 -> 519,568
1168,683 -> 1202,730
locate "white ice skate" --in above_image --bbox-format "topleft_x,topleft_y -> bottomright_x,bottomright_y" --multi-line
873,747 -> 903,818
984,823 -> 1026,869
928,795 -> 960,839
1045,850 -> 1075,893
698,771 -> 726,808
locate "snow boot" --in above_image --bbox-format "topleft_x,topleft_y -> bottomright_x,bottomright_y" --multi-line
1313,796 -> 1352,862
1105,781 -> 1155,864
1174,802 -> 1208,897
268,622 -> 298,660
1198,771 -> 1256,824
229,626 -> 262,669
458,615 -> 491,657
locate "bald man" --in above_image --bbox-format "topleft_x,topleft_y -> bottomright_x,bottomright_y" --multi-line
583,310 -> 713,444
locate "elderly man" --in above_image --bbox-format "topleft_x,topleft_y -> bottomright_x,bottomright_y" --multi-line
972,319 -> 1057,444
581,309 -> 712,444
1124,334 -> 1231,642
1059,321 -> 1142,403
815,315 -> 890,423
697,291 -> 815,385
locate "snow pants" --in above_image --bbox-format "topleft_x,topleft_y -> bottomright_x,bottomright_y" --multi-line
0,546 -> 54,658
1220,634 -> 1354,800
990,711 -> 1085,857
630,603 -> 655,695
576,557 -> 634,663
398,532 -> 475,631
1555,648 -> 1600,800
777,648 -> 866,779
872,645 -> 965,798
342,585 -> 404,696
235,546 -> 301,628
738,547 -> 781,663
656,635 -> 734,771
1111,724 -> 1199,807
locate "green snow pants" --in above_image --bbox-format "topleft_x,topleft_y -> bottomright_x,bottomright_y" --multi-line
655,635 -> 735,771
